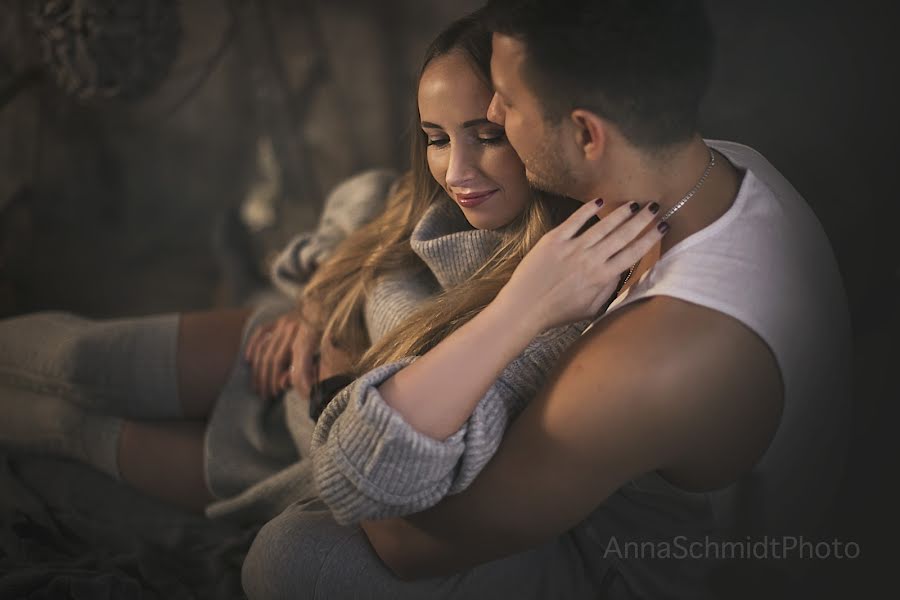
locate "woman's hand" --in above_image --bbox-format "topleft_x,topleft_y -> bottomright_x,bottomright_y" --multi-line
316,336 -> 356,382
496,200 -> 667,333
287,318 -> 329,397
245,312 -> 318,400
289,333 -> 356,399
368,200 -> 666,442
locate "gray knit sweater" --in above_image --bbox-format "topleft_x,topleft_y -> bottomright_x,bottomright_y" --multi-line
310,195 -> 590,525
270,169 -> 399,298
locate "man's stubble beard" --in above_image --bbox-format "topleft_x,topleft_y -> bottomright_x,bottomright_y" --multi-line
520,129 -> 575,198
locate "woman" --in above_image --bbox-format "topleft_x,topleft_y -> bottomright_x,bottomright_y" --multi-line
243,1 -> 850,599
0,12 -> 655,523
205,12 -> 594,521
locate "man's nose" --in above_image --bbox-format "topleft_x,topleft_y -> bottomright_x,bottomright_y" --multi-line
445,143 -> 477,189
487,93 -> 505,125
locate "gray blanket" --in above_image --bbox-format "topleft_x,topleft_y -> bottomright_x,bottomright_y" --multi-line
0,453 -> 254,599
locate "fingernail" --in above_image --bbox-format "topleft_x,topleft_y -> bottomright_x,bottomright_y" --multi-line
648,202 -> 660,214
629,202 -> 640,213
594,198 -> 604,207
658,221 -> 670,234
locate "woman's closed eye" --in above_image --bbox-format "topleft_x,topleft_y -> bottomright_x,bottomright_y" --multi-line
427,135 -> 450,148
425,130 -> 507,149
478,130 -> 507,145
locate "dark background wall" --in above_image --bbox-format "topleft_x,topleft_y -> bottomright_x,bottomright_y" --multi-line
0,0 -> 486,316
1,0 -> 897,594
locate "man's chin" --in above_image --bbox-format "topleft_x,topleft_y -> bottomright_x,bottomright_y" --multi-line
526,171 -> 565,196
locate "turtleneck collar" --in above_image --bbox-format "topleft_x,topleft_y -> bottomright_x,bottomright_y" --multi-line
409,195 -> 505,289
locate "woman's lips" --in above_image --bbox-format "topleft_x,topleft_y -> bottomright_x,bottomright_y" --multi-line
454,189 -> 498,208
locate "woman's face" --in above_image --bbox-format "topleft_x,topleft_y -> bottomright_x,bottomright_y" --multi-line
418,51 -> 531,230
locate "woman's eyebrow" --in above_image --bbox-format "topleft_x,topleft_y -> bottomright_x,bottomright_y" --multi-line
421,118 -> 496,130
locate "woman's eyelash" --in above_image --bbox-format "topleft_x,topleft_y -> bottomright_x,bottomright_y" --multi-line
479,132 -> 507,145
425,132 -> 506,148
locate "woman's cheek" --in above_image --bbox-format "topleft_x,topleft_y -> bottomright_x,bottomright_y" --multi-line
426,154 -> 447,189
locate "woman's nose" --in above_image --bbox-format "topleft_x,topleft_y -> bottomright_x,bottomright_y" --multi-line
445,143 -> 478,189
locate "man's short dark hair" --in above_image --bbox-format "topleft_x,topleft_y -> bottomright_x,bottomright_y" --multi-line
483,0 -> 714,150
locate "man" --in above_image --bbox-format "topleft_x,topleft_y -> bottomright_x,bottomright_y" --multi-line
243,2 -> 850,598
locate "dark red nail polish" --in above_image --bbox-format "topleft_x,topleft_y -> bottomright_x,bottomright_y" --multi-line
595,198 -> 604,206
648,202 -> 660,214
629,202 -> 640,213
657,221 -> 670,234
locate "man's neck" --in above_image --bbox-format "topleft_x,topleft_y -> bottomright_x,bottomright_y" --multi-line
586,135 -> 710,210
585,136 -> 741,287
582,135 -> 742,269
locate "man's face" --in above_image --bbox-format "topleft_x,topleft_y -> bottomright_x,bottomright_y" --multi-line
487,33 -> 575,198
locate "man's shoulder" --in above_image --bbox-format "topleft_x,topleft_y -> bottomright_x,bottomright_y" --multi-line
577,294 -> 781,386
562,294 -> 784,487
579,295 -> 750,358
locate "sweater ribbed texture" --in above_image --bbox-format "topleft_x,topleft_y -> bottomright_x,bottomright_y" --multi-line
363,271 -> 436,345
311,196 -> 589,525
407,195 -> 501,290
363,194 -> 503,343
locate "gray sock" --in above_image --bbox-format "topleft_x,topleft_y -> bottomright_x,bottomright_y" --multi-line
0,388 -> 123,480
0,311 -> 183,420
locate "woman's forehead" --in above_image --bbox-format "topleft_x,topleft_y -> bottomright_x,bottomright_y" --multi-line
418,53 -> 493,127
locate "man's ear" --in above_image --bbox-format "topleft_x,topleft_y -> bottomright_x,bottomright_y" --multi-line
570,109 -> 607,161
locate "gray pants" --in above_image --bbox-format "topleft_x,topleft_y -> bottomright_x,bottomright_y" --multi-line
241,500 -> 633,600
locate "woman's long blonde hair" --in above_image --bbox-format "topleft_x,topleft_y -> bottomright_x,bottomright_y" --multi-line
300,11 -> 577,376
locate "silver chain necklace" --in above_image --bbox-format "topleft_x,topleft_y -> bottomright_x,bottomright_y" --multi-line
618,148 -> 716,290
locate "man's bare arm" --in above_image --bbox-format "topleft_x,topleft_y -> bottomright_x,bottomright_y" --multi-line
362,296 -> 784,579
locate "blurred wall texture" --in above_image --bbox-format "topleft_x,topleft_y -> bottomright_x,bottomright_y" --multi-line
0,0 -> 895,321
0,0 -> 484,316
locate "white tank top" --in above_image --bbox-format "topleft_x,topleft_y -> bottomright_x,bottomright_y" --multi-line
584,140 -> 852,542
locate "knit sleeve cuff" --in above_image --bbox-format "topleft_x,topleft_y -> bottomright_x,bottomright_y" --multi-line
269,231 -> 333,296
310,357 -> 467,524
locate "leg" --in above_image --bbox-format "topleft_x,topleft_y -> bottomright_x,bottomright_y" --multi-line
176,307 -> 252,418
117,305 -> 302,511
241,503 -> 604,600
204,294 -> 302,501
114,307 -> 252,510
1,307 -> 250,419
117,419 -> 213,513
0,308 -> 249,506
1,311 -> 182,419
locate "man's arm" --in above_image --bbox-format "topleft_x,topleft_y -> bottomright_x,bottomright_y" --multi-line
362,295 -> 784,579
